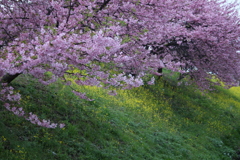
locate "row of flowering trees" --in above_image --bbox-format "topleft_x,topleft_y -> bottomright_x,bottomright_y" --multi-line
0,0 -> 239,128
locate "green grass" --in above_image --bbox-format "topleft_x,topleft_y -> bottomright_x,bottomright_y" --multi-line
1,74 -> 240,159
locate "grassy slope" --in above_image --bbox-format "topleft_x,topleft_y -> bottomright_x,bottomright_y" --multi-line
1,75 -> 240,160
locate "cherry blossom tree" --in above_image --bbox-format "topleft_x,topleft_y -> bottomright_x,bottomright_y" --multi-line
0,0 -> 239,128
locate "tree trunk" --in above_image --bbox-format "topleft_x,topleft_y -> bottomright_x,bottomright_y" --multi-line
158,68 -> 163,74
157,68 -> 163,80
1,73 -> 21,84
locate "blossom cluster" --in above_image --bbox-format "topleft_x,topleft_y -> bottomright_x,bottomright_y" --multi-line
0,84 -> 64,128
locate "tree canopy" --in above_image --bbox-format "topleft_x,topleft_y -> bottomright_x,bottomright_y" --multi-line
0,0 -> 239,128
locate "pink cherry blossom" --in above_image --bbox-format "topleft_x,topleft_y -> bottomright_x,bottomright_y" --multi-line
0,0 -> 239,128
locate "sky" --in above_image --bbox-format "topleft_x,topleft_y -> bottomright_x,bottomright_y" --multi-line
226,0 -> 238,4
226,0 -> 240,12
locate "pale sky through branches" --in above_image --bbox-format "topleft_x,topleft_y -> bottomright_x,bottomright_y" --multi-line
226,0 -> 240,12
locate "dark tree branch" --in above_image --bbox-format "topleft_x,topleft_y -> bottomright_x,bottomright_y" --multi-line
65,0 -> 72,24
98,0 -> 111,11
1,73 -> 22,84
